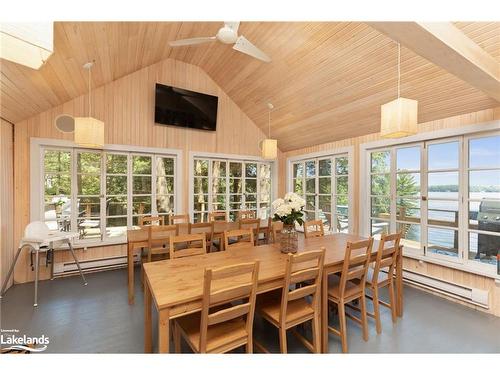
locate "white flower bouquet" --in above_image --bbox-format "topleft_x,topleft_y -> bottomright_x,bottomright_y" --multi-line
272,192 -> 306,226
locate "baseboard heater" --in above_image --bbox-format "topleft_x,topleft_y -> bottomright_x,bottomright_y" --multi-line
53,254 -> 140,277
397,268 -> 490,309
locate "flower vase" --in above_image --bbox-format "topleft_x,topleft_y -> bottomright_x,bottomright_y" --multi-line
280,224 -> 298,253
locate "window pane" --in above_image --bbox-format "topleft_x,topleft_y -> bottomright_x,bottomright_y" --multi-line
212,178 -> 226,194
132,156 -> 151,174
397,146 -> 420,171
318,159 -> 331,176
320,212 -> 331,232
194,159 -> 208,176
371,197 -> 390,219
106,217 -> 127,238
318,195 -> 331,212
397,223 -> 421,248
318,177 -> 331,194
132,196 -> 151,215
77,175 -> 100,195
157,195 -> 174,213
305,161 -> 315,177
306,195 -> 315,211
336,215 -> 349,233
229,162 -> 242,177
470,201 -> 500,232
245,163 -> 257,178
78,152 -> 101,174
259,178 -> 271,202
259,164 -> 271,179
336,176 -> 348,195
212,195 -> 226,210
106,154 -> 127,174
229,178 -> 242,194
245,179 -> 257,193
293,163 -> 303,178
293,179 -> 303,194
305,178 -> 315,194
45,174 -> 71,195
133,176 -> 152,194
336,157 -> 348,175
78,197 -> 100,217
44,150 -> 71,172
44,196 -> 71,231
212,161 -> 226,177
428,172 -> 459,199
396,173 -> 420,196
371,174 -> 390,196
469,170 -> 500,200
106,196 -> 127,216
230,194 -> 242,203
428,141 -> 459,170
193,212 -> 208,223
396,199 -> 420,222
157,176 -> 174,195
193,195 -> 209,212
428,200 -> 459,228
77,218 -> 101,240
336,195 -> 348,207
427,227 -> 458,257
468,232 -> 499,265
194,177 -> 208,194
469,135 -> 500,169
156,157 -> 174,176
371,151 -> 390,173
371,219 -> 390,238
106,176 -> 127,195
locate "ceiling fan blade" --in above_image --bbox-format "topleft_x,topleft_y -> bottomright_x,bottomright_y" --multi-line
232,35 -> 271,62
169,36 -> 216,47
224,21 -> 240,34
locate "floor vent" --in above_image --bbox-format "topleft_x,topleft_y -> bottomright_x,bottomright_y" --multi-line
399,269 -> 489,308
53,254 -> 139,277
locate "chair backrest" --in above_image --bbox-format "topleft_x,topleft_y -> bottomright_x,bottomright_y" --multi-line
127,227 -> 149,247
189,221 -> 214,240
303,220 -> 324,238
280,248 -> 325,325
199,261 -> 259,353
24,221 -> 50,238
169,233 -> 207,259
271,221 -> 284,243
372,233 -> 401,283
148,225 -> 178,251
169,213 -> 190,225
339,238 -> 374,298
238,210 -> 256,220
239,218 -> 260,232
224,229 -> 254,251
139,215 -> 165,226
208,211 -> 227,222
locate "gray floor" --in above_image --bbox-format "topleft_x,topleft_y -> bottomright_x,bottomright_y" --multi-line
1,268 -> 499,353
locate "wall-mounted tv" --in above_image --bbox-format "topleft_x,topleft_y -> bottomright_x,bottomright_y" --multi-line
154,83 -> 218,131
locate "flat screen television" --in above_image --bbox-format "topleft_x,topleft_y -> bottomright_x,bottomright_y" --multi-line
154,83 -> 218,131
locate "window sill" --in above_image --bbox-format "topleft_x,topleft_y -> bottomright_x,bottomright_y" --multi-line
55,237 -> 127,250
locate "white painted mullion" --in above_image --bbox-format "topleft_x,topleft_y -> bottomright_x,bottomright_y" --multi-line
390,148 -> 397,233
127,153 -> 132,229
420,142 -> 428,256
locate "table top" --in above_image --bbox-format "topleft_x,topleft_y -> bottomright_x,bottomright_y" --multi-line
143,233 -> 378,309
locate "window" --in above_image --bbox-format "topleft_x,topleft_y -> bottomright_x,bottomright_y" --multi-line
192,157 -> 273,222
40,145 -> 178,243
364,131 -> 499,273
291,153 -> 351,233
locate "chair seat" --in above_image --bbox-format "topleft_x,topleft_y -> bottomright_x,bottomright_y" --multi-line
176,313 -> 248,353
258,294 -> 314,328
327,274 -> 364,302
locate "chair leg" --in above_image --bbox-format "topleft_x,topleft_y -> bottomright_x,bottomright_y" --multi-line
388,280 -> 397,323
372,286 -> 382,334
246,336 -> 253,354
279,327 -> 288,354
312,313 -> 321,353
173,322 -> 181,353
338,301 -> 348,353
360,295 -> 369,342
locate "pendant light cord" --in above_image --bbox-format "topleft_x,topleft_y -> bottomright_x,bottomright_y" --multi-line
268,108 -> 271,138
88,65 -> 92,117
397,42 -> 401,99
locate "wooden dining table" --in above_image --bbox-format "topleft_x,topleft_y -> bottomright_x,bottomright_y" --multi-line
127,219 -> 270,304
142,233 -> 403,354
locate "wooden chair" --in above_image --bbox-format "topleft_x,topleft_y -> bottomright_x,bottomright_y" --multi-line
173,261 -> 260,353
189,222 -> 215,253
208,211 -> 227,222
224,229 -> 254,251
237,210 -> 256,220
270,221 -> 284,243
169,213 -> 190,225
239,218 -> 260,245
303,220 -> 324,238
326,238 -> 373,353
257,217 -> 272,244
256,248 -> 325,353
169,234 -> 207,259
139,215 -> 165,226
147,225 -> 178,263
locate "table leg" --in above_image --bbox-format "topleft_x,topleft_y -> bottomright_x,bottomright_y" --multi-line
158,308 -> 170,353
144,280 -> 152,353
396,246 -> 404,317
0,246 -> 23,298
321,271 -> 329,353
128,243 -> 134,304
34,248 -> 40,307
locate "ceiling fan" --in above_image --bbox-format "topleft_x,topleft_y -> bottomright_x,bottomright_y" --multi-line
169,22 -> 271,63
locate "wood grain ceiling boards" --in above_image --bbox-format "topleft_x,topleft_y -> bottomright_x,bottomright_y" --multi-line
1,21 -> 499,151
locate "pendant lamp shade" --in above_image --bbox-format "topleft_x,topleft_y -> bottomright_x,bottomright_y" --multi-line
261,139 -> 278,160
380,97 -> 418,138
74,117 -> 104,148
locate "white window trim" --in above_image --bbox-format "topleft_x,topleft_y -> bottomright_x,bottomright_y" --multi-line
30,137 -> 183,247
188,151 -> 278,221
286,146 -> 355,233
359,121 -> 500,280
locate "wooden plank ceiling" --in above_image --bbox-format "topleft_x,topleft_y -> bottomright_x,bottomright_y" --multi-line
1,22 -> 499,151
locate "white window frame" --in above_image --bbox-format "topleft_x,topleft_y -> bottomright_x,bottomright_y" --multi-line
360,120 -> 500,280
189,151 -> 277,222
30,137 -> 183,247
286,146 -> 354,233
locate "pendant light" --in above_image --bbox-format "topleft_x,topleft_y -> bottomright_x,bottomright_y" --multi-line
261,102 -> 277,160
380,43 -> 418,139
74,62 -> 104,148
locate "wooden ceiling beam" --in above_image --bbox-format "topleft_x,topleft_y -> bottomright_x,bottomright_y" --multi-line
368,22 -> 500,102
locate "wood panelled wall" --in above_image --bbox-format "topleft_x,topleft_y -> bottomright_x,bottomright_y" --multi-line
281,106 -> 500,316
1,119 -> 14,290
12,58 -> 284,285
